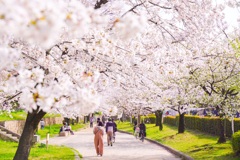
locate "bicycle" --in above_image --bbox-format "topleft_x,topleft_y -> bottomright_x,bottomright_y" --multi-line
139,130 -> 144,142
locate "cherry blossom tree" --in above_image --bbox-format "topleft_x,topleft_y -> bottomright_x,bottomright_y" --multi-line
0,0 -> 106,159
188,43 -> 240,142
0,0 -> 149,159
1,0 -> 240,159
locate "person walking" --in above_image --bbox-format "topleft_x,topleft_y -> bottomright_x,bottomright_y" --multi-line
93,121 -> 104,156
134,124 -> 140,139
133,120 -> 137,134
90,116 -> 94,128
102,115 -> 106,126
97,117 -> 100,124
112,119 -> 117,142
105,118 -> 114,146
40,119 -> 45,129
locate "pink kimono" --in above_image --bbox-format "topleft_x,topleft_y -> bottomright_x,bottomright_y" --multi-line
93,126 -> 104,156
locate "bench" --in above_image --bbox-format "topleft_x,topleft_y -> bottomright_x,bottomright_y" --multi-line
59,131 -> 70,137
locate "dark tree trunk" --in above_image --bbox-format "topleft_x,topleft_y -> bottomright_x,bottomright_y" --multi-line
84,116 -> 87,124
178,113 -> 185,133
159,111 -> 163,131
13,108 -> 46,160
218,118 -> 226,143
137,114 -> 141,124
76,117 -> 79,123
155,111 -> 160,126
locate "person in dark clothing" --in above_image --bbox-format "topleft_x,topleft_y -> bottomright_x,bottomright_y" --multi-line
105,118 -> 114,146
102,115 -> 106,126
90,116 -> 94,128
133,120 -> 137,133
236,111 -> 240,118
112,119 -> 117,132
134,120 -> 137,126
112,119 -> 117,142
139,121 -> 146,138
97,118 -> 101,124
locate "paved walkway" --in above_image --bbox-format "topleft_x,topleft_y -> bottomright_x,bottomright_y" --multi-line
45,127 -> 181,160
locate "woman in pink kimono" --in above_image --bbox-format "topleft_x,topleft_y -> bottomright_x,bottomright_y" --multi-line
93,121 -> 104,156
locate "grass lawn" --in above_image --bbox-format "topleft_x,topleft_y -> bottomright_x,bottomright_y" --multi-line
0,123 -> 87,159
117,122 -> 239,160
37,123 -> 87,139
0,140 -> 78,160
0,111 -> 86,159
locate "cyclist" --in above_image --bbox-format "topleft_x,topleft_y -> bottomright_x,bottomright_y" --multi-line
139,121 -> 146,141
105,118 -> 114,146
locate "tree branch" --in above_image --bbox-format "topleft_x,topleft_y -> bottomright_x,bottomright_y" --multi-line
94,0 -> 108,9
148,1 -> 172,9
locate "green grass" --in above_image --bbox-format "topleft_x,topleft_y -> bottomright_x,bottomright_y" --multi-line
0,140 -> 77,160
37,123 -> 87,139
0,110 -> 27,121
118,122 -> 239,160
0,123 -> 86,159
44,113 -> 61,118
0,110 -> 61,121
71,123 -> 86,131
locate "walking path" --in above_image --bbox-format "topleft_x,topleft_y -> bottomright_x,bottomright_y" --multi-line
46,127 -> 181,160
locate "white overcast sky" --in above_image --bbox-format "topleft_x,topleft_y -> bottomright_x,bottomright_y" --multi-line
217,0 -> 240,28
225,6 -> 239,27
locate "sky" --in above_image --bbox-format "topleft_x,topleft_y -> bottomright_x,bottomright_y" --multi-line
225,6 -> 239,27
217,0 -> 240,30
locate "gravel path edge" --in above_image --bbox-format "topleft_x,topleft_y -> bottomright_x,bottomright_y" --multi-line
117,130 -> 194,160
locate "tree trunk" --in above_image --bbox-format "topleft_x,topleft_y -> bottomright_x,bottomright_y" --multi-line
155,111 -> 159,126
84,116 -> 87,124
137,114 -> 141,124
178,113 -> 185,133
129,113 -> 132,124
159,111 -> 163,131
218,118 -> 226,143
13,108 -> 46,160
76,117 -> 79,123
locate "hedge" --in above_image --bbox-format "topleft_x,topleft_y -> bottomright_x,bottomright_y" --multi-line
164,115 -> 240,137
141,114 -> 156,124
163,116 -> 176,126
232,131 -> 240,155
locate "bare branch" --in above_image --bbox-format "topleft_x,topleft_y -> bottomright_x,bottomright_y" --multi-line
148,1 -> 172,9
121,2 -> 145,17
1,91 -> 22,105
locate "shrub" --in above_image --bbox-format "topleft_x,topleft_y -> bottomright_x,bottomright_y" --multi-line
232,131 -> 240,155
164,116 -> 177,126
165,115 -> 240,137
141,115 -> 156,124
